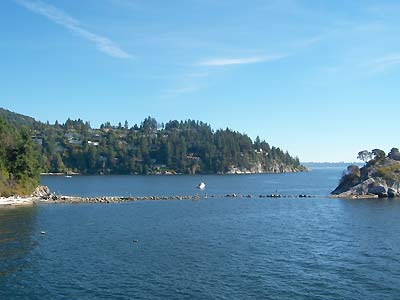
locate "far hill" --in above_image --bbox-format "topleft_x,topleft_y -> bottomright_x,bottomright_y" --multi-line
0,107 -> 36,127
302,162 -> 363,169
0,108 -> 306,177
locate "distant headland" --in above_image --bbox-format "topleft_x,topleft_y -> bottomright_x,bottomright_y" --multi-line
331,149 -> 400,198
0,107 -> 305,197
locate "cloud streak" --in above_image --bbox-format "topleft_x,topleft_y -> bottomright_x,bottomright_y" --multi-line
14,0 -> 131,59
199,54 -> 288,67
361,54 -> 400,74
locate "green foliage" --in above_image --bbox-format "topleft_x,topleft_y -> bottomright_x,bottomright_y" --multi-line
357,150 -> 372,163
388,148 -> 400,161
339,164 -> 361,186
1,109 -> 305,177
374,163 -> 400,181
372,149 -> 386,161
37,117 -> 304,175
0,117 -> 40,196
0,107 -> 35,127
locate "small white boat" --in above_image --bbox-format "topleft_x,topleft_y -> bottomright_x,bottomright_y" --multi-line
65,175 -> 72,178
197,182 -> 206,190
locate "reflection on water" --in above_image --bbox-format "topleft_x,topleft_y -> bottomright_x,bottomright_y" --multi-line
0,206 -> 38,277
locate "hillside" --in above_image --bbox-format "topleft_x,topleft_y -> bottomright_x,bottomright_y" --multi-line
0,107 -> 36,127
0,117 -> 40,196
331,149 -> 400,198
1,108 -> 306,176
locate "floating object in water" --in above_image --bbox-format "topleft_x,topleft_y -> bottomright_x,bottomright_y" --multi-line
40,231 -> 46,234
132,239 -> 139,243
65,175 -> 72,178
196,182 -> 206,190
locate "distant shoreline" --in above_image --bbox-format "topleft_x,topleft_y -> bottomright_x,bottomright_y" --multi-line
40,169 -> 306,177
40,172 -> 81,176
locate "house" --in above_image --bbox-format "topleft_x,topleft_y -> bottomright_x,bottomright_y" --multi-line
32,138 -> 43,145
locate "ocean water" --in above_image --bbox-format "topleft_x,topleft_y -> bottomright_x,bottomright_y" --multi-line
1,168 -> 400,299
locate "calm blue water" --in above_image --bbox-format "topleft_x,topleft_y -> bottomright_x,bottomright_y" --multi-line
39,167 -> 343,198
1,168 -> 400,299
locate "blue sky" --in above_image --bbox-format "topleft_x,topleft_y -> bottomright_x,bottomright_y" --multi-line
1,0 -> 399,162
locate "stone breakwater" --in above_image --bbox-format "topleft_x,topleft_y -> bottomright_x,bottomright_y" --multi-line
1,186 -> 311,206
39,193 -> 315,204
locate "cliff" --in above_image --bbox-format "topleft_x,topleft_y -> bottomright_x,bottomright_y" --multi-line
226,161 -> 306,174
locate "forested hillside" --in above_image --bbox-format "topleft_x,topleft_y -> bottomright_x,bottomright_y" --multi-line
1,108 -> 305,182
0,117 -> 40,196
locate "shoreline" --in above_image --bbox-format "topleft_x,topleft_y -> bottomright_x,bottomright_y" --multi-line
2,190 -> 394,207
1,193 -> 317,207
329,194 -> 379,199
0,196 -> 38,207
40,169 -> 307,177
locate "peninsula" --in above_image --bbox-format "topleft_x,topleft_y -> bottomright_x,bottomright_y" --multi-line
331,149 -> 400,198
0,107 -> 305,197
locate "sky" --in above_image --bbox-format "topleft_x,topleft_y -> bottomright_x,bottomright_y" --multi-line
1,0 -> 399,162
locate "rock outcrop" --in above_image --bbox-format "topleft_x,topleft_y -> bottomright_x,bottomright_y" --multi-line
331,156 -> 400,198
226,161 -> 306,174
32,185 -> 51,198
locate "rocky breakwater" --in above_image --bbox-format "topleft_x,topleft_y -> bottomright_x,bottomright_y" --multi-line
331,149 -> 400,199
43,194 -> 203,204
33,185 -> 315,204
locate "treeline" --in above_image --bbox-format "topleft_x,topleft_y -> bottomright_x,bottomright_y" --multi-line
31,117 -> 303,175
0,118 -> 40,196
0,108 -> 305,195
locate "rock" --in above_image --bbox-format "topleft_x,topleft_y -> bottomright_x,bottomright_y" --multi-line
367,184 -> 387,196
388,188 -> 399,198
332,156 -> 400,198
32,185 -> 51,198
225,193 -> 237,198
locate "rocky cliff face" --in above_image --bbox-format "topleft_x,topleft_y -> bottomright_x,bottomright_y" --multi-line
226,161 -> 306,174
331,157 -> 400,198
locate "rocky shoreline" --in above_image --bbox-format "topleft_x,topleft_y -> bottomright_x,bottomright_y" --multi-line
0,196 -> 37,207
0,185 -> 316,207
40,167 -> 307,177
39,192 -> 315,205
331,152 -> 400,199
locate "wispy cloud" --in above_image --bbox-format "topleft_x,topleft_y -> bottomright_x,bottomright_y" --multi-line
159,84 -> 202,99
108,0 -> 143,11
198,54 -> 288,67
361,54 -> 400,74
14,0 -> 131,59
158,70 -> 213,99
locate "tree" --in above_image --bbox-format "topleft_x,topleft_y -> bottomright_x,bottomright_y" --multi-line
346,165 -> 360,177
0,119 -> 40,195
388,148 -> 400,161
141,117 -> 157,133
357,150 -> 373,163
0,110 -> 305,177
372,149 -> 386,161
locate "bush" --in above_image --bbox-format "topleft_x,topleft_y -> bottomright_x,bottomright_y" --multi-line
375,163 -> 400,180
